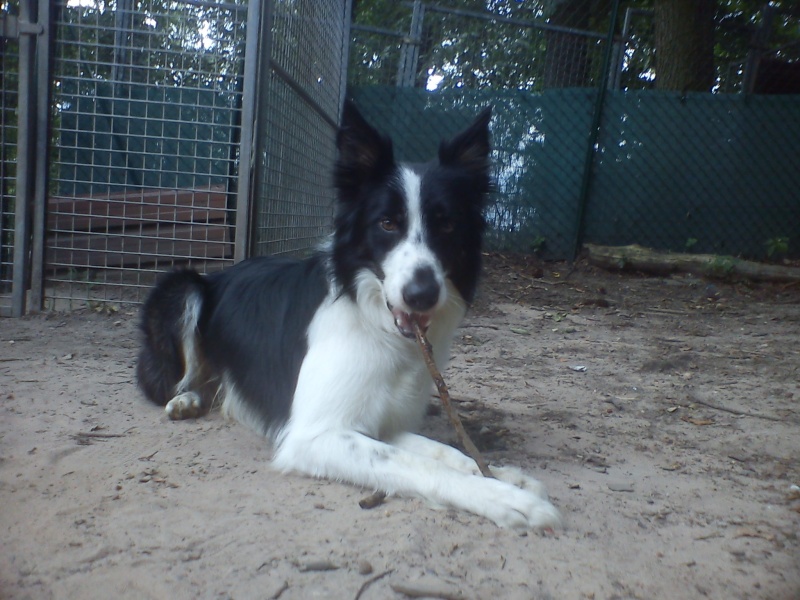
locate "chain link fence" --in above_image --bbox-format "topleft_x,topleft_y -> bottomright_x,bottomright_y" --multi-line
349,0 -> 800,261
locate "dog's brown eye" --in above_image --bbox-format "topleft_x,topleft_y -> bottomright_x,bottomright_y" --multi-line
440,219 -> 454,234
380,217 -> 398,232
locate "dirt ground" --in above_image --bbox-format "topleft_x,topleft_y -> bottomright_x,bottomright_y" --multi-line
2,254 -> 799,600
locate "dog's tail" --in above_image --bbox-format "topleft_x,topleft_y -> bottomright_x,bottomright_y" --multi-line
137,269 -> 208,406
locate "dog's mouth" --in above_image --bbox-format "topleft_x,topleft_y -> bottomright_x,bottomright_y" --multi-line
388,303 -> 431,339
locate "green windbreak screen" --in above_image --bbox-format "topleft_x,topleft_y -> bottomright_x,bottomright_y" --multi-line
350,86 -> 800,260
588,91 -> 800,259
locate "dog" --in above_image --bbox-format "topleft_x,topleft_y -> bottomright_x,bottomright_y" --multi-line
137,102 -> 561,530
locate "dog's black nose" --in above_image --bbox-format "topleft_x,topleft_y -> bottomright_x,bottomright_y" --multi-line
402,267 -> 440,312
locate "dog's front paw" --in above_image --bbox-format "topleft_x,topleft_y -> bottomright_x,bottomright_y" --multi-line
491,465 -> 549,500
165,392 -> 204,420
479,478 -> 562,530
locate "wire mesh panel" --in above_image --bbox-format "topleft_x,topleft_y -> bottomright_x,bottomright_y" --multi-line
0,2 -> 20,315
0,0 -> 352,316
349,1 -> 800,261
252,0 -> 349,257
46,0 -> 247,309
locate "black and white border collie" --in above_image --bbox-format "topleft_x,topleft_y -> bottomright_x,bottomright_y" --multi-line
137,102 -> 560,530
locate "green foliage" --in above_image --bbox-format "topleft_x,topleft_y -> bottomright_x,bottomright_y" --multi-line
55,0 -> 246,94
709,255 -> 736,276
531,235 -> 547,255
352,0 -> 609,90
766,236 -> 789,258
350,0 -> 800,93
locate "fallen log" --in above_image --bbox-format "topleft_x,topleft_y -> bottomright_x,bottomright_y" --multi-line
584,244 -> 800,284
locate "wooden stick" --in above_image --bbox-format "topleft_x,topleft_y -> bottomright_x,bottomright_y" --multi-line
354,569 -> 394,600
687,395 -> 791,423
412,320 -> 494,478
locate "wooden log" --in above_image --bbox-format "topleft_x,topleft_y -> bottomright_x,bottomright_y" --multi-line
584,244 -> 800,284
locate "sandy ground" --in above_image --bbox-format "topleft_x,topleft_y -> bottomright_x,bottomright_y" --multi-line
1,254 -> 799,600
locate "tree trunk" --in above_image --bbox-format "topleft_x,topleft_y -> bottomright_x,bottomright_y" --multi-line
654,0 -> 716,92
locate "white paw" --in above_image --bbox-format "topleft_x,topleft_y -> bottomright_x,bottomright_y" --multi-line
491,465 -> 549,500
165,392 -> 204,420
479,478 -> 562,530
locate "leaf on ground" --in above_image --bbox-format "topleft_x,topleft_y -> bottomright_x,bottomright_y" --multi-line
661,462 -> 682,471
608,481 -> 634,492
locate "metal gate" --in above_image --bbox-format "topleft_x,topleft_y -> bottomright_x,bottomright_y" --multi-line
1,0 -> 350,316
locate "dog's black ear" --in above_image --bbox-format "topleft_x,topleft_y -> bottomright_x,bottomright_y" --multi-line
335,101 -> 394,194
438,106 -> 492,173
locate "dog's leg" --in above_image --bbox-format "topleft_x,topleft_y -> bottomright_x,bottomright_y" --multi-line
165,392 -> 205,419
274,430 -> 561,530
164,292 -> 211,420
391,432 -> 549,498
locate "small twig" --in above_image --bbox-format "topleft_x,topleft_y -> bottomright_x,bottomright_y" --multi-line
647,307 -> 689,316
390,582 -> 465,600
412,320 -> 493,478
688,395 -> 790,423
460,323 -> 500,330
358,491 -> 387,509
74,432 -> 127,439
269,581 -> 289,600
354,569 -> 393,600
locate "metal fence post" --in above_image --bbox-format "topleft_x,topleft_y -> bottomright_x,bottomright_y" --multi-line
742,4 -> 776,94
396,0 -> 423,87
339,0 -> 354,111
29,0 -> 51,311
11,0 -> 38,316
571,0 -> 620,262
234,0 -> 264,263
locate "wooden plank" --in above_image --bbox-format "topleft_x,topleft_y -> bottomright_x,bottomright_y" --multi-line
46,186 -> 234,272
47,186 -> 229,234
46,223 -> 232,270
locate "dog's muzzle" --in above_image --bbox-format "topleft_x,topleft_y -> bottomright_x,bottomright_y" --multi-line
388,303 -> 431,339
386,267 -> 441,338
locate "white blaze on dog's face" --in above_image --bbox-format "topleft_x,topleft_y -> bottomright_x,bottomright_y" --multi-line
381,167 -> 447,338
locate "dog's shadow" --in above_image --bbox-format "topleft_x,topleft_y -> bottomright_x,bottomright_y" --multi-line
421,397 -> 518,454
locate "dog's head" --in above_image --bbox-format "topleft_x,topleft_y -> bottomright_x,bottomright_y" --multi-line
332,101 -> 492,338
